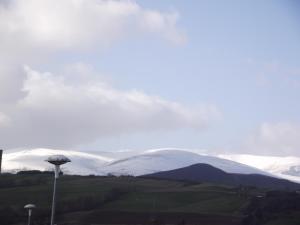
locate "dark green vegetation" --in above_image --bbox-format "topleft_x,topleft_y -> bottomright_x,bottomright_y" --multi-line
142,164 -> 300,190
0,171 -> 299,225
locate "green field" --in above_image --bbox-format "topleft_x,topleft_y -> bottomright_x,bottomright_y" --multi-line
0,172 -> 299,225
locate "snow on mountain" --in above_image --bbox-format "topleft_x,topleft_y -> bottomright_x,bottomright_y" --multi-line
2,148 -> 113,175
3,148 -> 300,183
101,149 -> 271,176
218,154 -> 300,183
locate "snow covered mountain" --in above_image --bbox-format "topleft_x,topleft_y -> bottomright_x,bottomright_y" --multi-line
218,154 -> 300,183
101,149 -> 270,176
2,148 -> 300,183
3,148 -> 113,175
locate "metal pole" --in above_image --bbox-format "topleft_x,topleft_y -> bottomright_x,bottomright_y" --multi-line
28,209 -> 32,225
0,149 -> 3,174
46,156 -> 70,225
50,175 -> 57,225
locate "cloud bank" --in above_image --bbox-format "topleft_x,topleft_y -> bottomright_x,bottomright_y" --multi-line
0,0 -> 218,149
0,0 -> 187,106
0,65 -> 220,149
0,0 -> 186,55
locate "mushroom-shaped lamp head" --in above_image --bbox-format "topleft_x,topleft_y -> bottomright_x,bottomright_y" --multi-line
24,204 -> 36,210
46,155 -> 71,165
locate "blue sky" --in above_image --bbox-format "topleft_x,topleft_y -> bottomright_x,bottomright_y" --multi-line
81,0 -> 300,152
0,0 -> 299,156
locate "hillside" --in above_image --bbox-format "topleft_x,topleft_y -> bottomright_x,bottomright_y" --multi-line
142,163 -> 300,190
1,172 -> 300,225
0,172 -> 255,225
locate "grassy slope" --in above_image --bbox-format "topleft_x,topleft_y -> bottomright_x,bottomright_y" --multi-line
1,173 -> 299,225
0,174 -> 247,212
0,173 -> 249,224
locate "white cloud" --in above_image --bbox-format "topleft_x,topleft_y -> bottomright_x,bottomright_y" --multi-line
244,122 -> 300,156
0,0 -> 187,113
0,65 -> 219,149
0,0 -> 186,55
0,0 -> 218,151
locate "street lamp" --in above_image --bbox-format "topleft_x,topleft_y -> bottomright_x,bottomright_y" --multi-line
24,204 -> 36,225
46,155 -> 71,225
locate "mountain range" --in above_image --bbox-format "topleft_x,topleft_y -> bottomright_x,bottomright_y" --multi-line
2,148 -> 300,184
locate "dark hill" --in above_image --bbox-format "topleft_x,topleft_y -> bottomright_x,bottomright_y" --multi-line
142,163 -> 300,190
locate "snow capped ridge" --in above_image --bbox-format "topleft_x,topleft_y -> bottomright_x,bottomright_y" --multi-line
144,147 -> 185,154
102,149 -> 270,176
218,154 -> 300,183
3,148 -> 300,183
108,148 -> 198,165
218,154 -> 300,173
143,147 -> 209,155
3,148 -> 113,175
5,148 -> 113,162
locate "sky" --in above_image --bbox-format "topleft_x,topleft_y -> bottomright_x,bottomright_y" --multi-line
0,0 -> 300,156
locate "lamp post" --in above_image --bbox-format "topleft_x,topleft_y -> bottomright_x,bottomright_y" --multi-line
24,204 -> 36,225
46,155 -> 71,225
